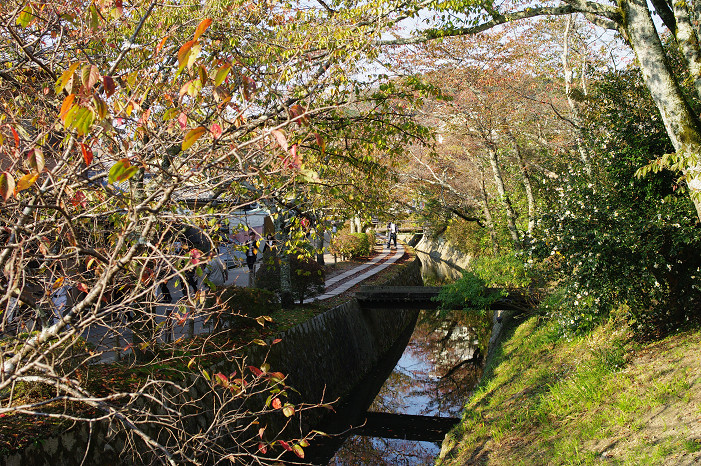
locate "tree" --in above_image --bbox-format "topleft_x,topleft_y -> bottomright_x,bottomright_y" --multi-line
0,0 -> 428,461
378,0 -> 701,220
534,65 -> 701,337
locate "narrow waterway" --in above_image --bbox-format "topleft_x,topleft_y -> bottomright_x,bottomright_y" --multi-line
309,252 -> 495,465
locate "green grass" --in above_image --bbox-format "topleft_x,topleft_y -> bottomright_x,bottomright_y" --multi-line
438,314 -> 701,465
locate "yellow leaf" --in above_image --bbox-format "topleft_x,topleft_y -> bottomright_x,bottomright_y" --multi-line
214,64 -> 231,87
188,43 -> 202,69
0,172 -> 15,202
59,93 -> 76,122
55,62 -> 81,95
15,172 -> 38,193
182,127 -> 206,150
27,147 -> 45,173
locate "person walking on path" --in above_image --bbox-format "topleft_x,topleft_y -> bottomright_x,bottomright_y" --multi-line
245,231 -> 259,272
387,221 -> 398,248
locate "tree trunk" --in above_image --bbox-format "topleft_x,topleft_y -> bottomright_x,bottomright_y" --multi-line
671,2 -> 701,98
623,0 -> 701,220
506,130 -> 536,235
486,145 -> 521,249
561,15 -> 592,175
480,170 -> 499,255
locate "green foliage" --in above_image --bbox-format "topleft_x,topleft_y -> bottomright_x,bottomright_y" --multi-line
434,271 -> 504,314
469,254 -> 531,289
532,67 -> 701,338
434,253 -> 530,314
329,232 -> 374,258
255,250 -> 326,304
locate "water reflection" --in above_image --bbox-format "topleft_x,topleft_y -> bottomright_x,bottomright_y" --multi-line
327,253 -> 492,465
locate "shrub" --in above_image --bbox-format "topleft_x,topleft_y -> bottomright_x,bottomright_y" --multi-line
330,232 -> 374,258
532,67 -> 701,338
434,271 -> 505,315
469,253 -> 531,289
255,250 -> 326,303
210,286 -> 279,329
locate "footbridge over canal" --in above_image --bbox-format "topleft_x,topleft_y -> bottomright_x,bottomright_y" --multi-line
355,285 -> 535,311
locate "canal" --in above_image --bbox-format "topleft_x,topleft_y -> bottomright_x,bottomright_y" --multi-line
308,252 -> 495,465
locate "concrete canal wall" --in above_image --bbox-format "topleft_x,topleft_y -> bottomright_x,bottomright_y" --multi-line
3,255 -> 422,465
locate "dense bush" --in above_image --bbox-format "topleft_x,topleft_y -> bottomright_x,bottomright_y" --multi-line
434,253 -> 531,314
210,286 -> 279,329
434,271 -> 505,315
532,67 -> 701,338
469,253 -> 532,289
255,250 -> 326,303
330,232 -> 375,258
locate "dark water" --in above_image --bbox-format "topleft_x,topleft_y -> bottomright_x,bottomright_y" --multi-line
312,252 -> 494,465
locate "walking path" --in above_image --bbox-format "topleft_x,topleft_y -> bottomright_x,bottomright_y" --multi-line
316,242 -> 405,300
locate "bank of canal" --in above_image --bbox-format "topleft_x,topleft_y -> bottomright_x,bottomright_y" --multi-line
308,252 -> 497,465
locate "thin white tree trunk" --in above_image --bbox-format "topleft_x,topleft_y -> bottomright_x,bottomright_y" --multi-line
507,130 -> 536,234
486,145 -> 521,249
479,170 -> 499,255
562,15 -> 592,175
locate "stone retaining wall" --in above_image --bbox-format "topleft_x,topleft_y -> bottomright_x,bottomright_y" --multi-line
413,235 -> 472,270
3,255 -> 422,465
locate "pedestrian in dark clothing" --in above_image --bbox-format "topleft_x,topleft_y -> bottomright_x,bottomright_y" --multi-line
246,231 -> 258,272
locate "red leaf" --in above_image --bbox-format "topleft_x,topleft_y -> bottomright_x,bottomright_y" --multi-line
241,75 -> 256,100
315,132 -> 325,154
278,440 -> 292,452
10,126 -> 19,148
210,123 -> 222,140
80,143 -> 93,166
272,338 -> 282,344
289,104 -> 309,125
215,372 -> 229,386
271,129 -> 287,152
248,365 -> 263,377
272,397 -> 282,409
0,172 -> 16,202
290,144 -> 301,168
103,76 -> 116,98
189,249 -> 202,265
71,190 -> 87,208
258,442 -> 267,454
76,282 -> 89,293
258,426 -> 266,439
178,40 -> 196,69
178,112 -> 188,130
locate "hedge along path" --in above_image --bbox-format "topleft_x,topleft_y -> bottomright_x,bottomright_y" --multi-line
317,241 -> 405,300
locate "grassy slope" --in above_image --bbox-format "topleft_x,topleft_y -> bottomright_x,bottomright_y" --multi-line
438,315 -> 701,465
